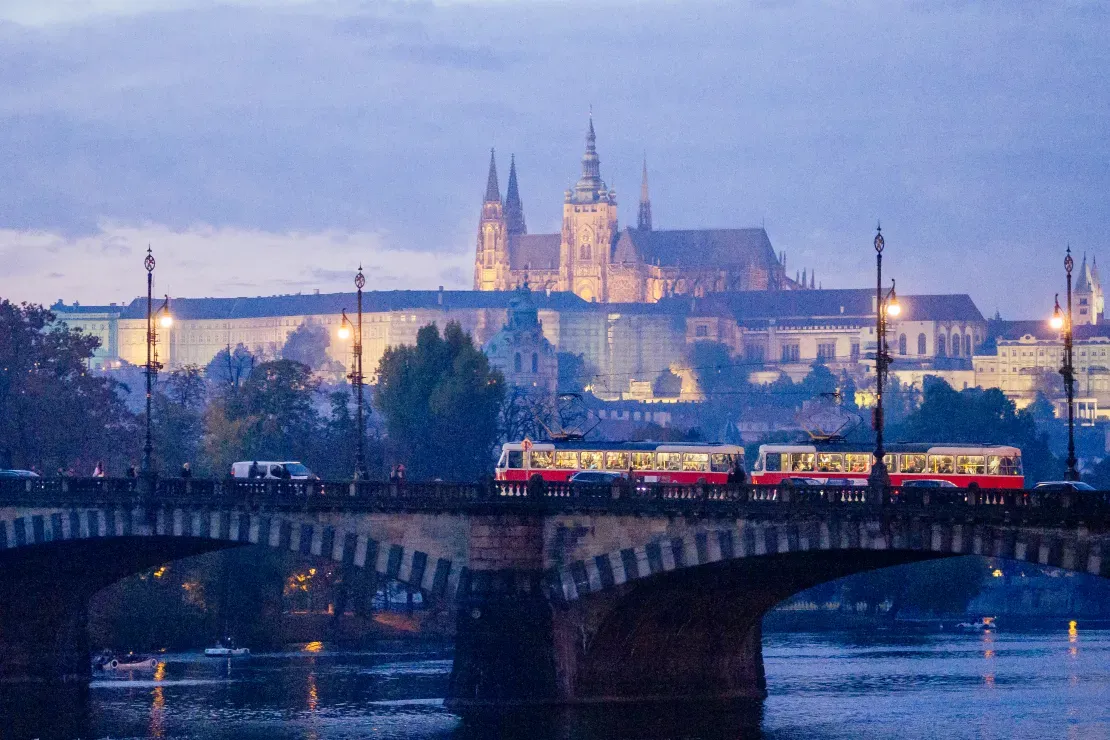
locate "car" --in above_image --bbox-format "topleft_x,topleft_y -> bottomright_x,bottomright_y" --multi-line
824,478 -> 867,487
0,469 -> 40,479
230,461 -> 315,480
1033,481 -> 1097,493
781,477 -> 824,486
568,471 -> 625,485
900,479 -> 959,488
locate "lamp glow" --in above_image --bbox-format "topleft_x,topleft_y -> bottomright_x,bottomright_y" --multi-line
886,300 -> 901,317
158,313 -> 173,329
338,326 -> 351,340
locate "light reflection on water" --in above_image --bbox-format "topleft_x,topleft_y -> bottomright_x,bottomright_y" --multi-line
5,632 -> 1110,739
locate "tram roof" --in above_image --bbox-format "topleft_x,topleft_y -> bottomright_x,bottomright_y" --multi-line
764,441 -> 1020,454
503,440 -> 743,452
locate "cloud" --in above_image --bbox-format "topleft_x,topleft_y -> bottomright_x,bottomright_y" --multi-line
0,1 -> 1107,316
0,222 -> 473,305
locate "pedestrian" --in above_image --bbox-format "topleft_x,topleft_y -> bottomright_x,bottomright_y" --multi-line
126,463 -> 138,479
179,462 -> 192,479
388,465 -> 399,484
248,461 -> 261,480
396,464 -> 406,484
727,458 -> 748,487
92,461 -> 106,478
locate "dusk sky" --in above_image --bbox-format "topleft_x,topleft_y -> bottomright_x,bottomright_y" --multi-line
1,0 -> 1106,318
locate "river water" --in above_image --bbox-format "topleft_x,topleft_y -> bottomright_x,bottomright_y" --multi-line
7,630 -> 1110,740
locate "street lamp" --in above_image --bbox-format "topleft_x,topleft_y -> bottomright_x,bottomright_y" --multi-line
869,224 -> 900,491
339,267 -> 368,479
142,247 -> 172,478
1052,247 -> 1079,481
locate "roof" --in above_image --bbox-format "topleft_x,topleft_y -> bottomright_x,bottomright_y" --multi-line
50,301 -> 123,315
674,289 -> 984,324
612,227 -> 778,269
117,290 -> 591,321
988,318 -> 1110,343
509,233 -> 560,270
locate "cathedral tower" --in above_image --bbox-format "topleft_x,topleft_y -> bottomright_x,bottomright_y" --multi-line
637,157 -> 652,231
559,116 -> 618,302
473,149 -> 510,291
505,154 -> 527,236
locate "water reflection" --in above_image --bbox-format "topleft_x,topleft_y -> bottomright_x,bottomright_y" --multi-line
150,661 -> 167,738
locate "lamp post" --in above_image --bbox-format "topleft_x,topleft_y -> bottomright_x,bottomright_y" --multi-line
142,247 -> 173,478
1051,247 -> 1079,481
869,225 -> 900,491
338,267 -> 368,479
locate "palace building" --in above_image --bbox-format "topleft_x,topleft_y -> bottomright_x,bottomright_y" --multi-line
473,118 -> 793,303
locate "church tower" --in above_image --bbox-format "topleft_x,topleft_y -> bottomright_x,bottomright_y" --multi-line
1075,252 -> 1103,326
473,149 -> 510,291
559,116 -> 618,302
637,157 -> 652,231
505,154 -> 526,236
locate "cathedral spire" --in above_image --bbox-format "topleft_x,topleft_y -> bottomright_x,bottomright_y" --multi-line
569,112 -> 610,204
484,148 -> 500,203
637,155 -> 653,231
505,154 -> 526,235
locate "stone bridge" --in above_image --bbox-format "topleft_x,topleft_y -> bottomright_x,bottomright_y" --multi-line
2,477 -> 1110,710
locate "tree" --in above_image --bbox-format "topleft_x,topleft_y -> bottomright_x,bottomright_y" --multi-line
282,320 -> 331,371
500,386 -> 556,443
235,360 -> 321,461
0,300 -> 137,473
205,343 -> 256,391
149,365 -> 206,474
375,322 -> 505,480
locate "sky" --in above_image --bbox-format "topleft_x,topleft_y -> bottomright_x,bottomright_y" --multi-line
0,0 -> 1107,317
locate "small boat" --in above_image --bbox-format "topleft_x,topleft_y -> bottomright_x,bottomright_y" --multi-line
204,646 -> 250,657
93,651 -> 158,671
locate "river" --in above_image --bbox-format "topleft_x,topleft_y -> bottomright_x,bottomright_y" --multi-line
6,629 -> 1110,740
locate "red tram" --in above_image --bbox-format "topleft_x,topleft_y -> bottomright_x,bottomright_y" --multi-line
750,442 -> 1024,489
495,441 -> 744,484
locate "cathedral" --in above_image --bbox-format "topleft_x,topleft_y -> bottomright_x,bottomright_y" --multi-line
473,117 -> 794,303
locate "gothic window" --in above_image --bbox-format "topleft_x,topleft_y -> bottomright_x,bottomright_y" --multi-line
899,334 -> 907,355
850,342 -> 860,361
952,336 -> 961,356
531,353 -> 538,373
964,335 -> 972,356
514,353 -> 522,372
917,334 -> 926,355
937,335 -> 947,357
580,243 -> 592,260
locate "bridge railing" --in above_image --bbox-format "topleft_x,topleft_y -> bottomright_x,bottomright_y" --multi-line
2,477 -> 1110,519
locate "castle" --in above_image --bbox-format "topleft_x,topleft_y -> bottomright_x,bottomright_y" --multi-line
473,118 -> 794,303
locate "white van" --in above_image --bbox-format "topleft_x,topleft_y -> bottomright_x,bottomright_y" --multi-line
230,461 -> 315,480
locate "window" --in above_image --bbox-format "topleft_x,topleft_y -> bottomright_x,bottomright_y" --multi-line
531,353 -> 538,373
957,455 -> 986,474
695,325 -> 708,338
745,344 -> 766,362
529,451 -> 553,469
937,335 -> 947,357
816,453 -> 844,472
580,451 -> 603,470
554,451 -> 579,469
918,334 -> 927,355
657,452 -> 682,471
851,342 -> 860,361
781,344 -> 801,363
605,452 -> 630,470
631,452 -> 655,471
899,334 -> 907,355
507,450 -> 524,468
987,455 -> 1022,476
580,243 -> 591,260
845,454 -> 870,473
929,455 -> 954,474
790,453 -> 815,472
964,335 -> 972,356
764,453 -> 783,472
817,342 -> 837,361
710,453 -> 734,473
900,454 -> 927,474
682,453 -> 710,472
513,353 -> 522,372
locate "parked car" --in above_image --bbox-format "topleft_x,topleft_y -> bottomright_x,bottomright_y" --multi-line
900,479 -> 959,488
1033,481 -> 1096,493
782,477 -> 824,486
0,469 -> 40,479
230,461 -> 315,480
568,471 -> 625,485
824,478 -> 867,487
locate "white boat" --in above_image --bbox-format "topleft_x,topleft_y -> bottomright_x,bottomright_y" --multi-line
95,655 -> 158,671
203,646 -> 250,657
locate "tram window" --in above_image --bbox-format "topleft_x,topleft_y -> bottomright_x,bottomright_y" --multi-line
631,452 -> 655,471
605,452 -> 630,470
816,453 -> 844,473
790,453 -> 815,472
554,451 -> 579,469
710,453 -> 733,473
497,450 -> 508,468
507,450 -> 524,469
530,451 -> 553,469
930,455 -> 955,474
957,455 -> 985,474
845,454 -> 870,473
764,453 -> 782,472
900,454 -> 927,474
580,451 -> 603,470
884,454 -> 896,471
682,453 -> 710,472
657,452 -> 682,471
988,455 -> 1021,476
